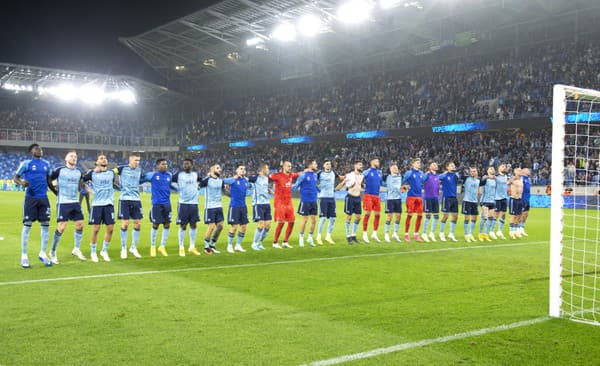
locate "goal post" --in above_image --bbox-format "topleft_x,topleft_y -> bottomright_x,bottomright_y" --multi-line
550,84 -> 600,325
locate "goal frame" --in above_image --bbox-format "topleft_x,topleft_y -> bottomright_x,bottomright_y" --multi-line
550,84 -> 600,320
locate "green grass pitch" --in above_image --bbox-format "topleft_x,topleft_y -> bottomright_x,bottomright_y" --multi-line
1,191 -> 599,365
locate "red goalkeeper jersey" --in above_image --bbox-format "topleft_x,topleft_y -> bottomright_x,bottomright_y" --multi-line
269,172 -> 299,205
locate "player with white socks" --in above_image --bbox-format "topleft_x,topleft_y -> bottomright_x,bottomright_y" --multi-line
83,154 -> 118,263
362,158 -> 383,243
490,164 -> 509,239
14,143 -> 56,268
114,153 -> 144,259
383,164 -> 403,243
147,159 -> 173,257
438,162 -> 460,242
49,151 -> 85,264
315,160 -> 340,245
249,163 -> 272,251
172,159 -> 202,257
293,159 -> 319,247
508,168 -> 524,240
462,168 -> 480,242
422,162 -> 440,243
478,166 -> 497,242
223,165 -> 250,253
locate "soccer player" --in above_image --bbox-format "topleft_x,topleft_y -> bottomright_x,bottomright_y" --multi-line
508,168 -> 524,239
402,158 -> 424,242
519,168 -> 531,237
421,162 -> 440,242
292,159 -> 319,247
362,157 -> 383,243
14,143 -> 56,268
269,161 -> 300,249
249,163 -> 272,251
172,158 -> 202,256
200,163 -> 225,254
83,154 -> 119,262
315,160 -> 339,245
223,164 -> 250,253
147,158 -> 173,257
49,151 -> 85,264
462,167 -> 480,242
336,161 -> 364,244
478,166 -> 496,242
439,162 -> 459,242
383,163 -> 403,243
490,163 -> 509,239
115,153 -> 144,259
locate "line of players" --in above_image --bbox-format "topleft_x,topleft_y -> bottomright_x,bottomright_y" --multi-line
14,144 -> 531,268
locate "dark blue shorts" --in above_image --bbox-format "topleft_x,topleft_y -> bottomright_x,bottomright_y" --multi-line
89,205 -> 115,225
480,202 -> 495,210
319,198 -> 336,218
424,198 -> 440,214
150,204 -> 172,224
118,200 -> 143,220
441,197 -> 458,213
23,197 -> 51,223
385,199 -> 402,214
176,203 -> 199,225
495,199 -> 507,212
253,204 -> 272,222
462,201 -> 479,216
522,199 -> 530,212
204,207 -> 224,224
57,202 -> 84,222
298,201 -> 318,216
344,195 -> 362,215
228,206 -> 249,225
509,198 -> 523,216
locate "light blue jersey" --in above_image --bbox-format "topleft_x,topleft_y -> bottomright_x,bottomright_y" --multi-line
51,166 -> 82,204
494,174 -> 508,200
480,177 -> 496,204
384,174 -> 403,200
200,176 -> 224,209
249,175 -> 270,205
316,170 -> 339,199
115,165 -> 143,201
83,169 -> 115,206
173,171 -> 200,204
463,177 -> 480,203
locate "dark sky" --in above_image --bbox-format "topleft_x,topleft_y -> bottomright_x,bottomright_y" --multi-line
0,1 -> 213,85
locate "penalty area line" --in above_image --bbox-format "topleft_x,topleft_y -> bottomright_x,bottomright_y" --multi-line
0,240 -> 546,287
303,316 -> 550,366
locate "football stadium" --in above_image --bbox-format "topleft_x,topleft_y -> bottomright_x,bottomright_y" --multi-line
1,0 -> 600,364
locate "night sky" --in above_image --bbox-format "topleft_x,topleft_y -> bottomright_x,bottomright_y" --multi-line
0,1 -> 214,84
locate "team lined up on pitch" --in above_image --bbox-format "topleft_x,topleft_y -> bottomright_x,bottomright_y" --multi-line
15,144 -> 531,268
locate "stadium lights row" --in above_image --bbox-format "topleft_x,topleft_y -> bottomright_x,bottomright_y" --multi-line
1,83 -> 136,105
246,0 -> 421,45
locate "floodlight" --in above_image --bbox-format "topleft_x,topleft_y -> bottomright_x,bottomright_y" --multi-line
49,84 -> 77,102
271,23 -> 296,42
297,14 -> 322,37
246,37 -> 265,47
118,89 -> 136,105
337,0 -> 373,23
79,84 -> 105,105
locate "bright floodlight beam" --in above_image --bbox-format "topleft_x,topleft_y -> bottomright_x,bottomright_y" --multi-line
380,0 -> 402,9
271,23 -> 296,42
337,0 -> 373,23
118,89 -> 136,105
246,37 -> 265,47
298,14 -> 322,37
79,84 -> 105,105
51,84 -> 77,102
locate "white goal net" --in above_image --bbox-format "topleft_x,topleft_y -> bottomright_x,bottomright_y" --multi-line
550,84 -> 600,325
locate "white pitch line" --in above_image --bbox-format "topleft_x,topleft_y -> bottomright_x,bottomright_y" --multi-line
0,240 -> 546,287
303,316 -> 550,366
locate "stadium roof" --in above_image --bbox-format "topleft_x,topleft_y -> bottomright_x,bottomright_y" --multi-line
0,62 -> 189,107
121,0 -> 600,92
